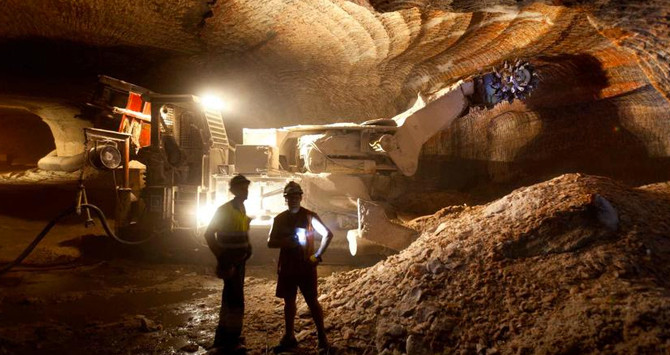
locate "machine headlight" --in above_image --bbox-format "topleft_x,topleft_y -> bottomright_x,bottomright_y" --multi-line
197,203 -> 217,226
200,95 -> 228,111
346,229 -> 359,256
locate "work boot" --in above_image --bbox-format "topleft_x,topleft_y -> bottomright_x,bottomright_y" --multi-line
206,344 -> 247,355
209,333 -> 246,355
230,343 -> 247,355
317,338 -> 330,355
272,334 -> 298,354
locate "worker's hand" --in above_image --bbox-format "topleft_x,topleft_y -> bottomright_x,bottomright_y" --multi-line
309,254 -> 322,266
244,245 -> 253,261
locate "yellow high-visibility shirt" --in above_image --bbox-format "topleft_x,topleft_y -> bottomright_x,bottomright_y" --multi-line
209,201 -> 250,249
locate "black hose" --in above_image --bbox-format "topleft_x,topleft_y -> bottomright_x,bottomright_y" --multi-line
0,206 -> 75,275
5,261 -> 107,272
0,204 -> 154,275
80,204 -> 155,246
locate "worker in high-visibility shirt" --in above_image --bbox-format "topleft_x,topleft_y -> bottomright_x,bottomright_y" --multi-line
205,174 -> 252,354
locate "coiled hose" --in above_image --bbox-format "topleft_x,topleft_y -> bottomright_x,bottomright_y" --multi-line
0,203 -> 153,275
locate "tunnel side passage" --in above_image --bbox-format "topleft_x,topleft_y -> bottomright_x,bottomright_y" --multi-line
0,108 -> 55,172
0,99 -> 90,174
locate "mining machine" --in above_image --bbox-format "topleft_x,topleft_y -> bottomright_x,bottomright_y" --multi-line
80,61 -> 537,255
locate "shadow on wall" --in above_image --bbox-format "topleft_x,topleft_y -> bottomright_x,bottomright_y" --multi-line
413,54 -> 670,200
514,53 -> 670,186
0,109 -> 55,169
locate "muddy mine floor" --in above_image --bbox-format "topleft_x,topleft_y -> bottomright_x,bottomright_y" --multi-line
0,185 -> 382,355
5,174 -> 670,354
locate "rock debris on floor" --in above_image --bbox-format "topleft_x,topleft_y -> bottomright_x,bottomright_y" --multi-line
3,173 -> 670,354
319,173 -> 670,354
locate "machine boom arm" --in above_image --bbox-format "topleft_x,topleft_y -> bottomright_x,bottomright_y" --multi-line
379,81 -> 474,176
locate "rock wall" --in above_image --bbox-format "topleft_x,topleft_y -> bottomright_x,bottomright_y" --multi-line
420,53 -> 670,187
0,0 -> 208,53
0,99 -> 89,160
0,0 -> 668,183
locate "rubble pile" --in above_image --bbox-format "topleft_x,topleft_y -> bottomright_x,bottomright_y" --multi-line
321,174 -> 670,354
0,168 -> 79,184
391,190 -> 477,218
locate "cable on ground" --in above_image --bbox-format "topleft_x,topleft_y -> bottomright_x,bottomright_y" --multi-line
0,203 -> 153,275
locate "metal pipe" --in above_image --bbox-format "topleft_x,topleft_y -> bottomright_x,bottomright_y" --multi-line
112,107 -> 152,122
124,138 -> 130,189
149,103 -> 161,149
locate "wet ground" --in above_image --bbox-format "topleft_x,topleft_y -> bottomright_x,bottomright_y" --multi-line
0,185 -> 384,354
6,175 -> 670,354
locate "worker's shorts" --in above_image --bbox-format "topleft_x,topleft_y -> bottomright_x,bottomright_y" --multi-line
276,268 -> 318,300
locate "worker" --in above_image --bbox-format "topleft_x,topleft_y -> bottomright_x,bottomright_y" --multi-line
268,181 -> 333,354
204,174 -> 252,354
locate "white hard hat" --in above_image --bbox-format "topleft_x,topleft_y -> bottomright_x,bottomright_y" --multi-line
283,181 -> 303,196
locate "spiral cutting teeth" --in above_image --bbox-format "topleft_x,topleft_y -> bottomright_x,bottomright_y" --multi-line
490,60 -> 539,104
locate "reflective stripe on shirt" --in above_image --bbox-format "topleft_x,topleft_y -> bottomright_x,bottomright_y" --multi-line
211,201 -> 251,250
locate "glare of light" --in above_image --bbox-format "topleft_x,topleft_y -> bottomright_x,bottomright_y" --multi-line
245,181 -> 287,226
312,218 -> 328,238
346,229 -> 359,256
201,179 -> 288,227
197,202 -> 218,226
295,228 -> 307,246
243,128 -> 280,146
201,95 -> 228,111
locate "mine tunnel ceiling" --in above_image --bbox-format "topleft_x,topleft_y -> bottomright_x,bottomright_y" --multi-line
0,0 -> 669,184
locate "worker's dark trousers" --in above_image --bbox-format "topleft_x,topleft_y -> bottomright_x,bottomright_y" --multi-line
214,263 -> 245,348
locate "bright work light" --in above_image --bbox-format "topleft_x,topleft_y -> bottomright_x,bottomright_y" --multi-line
200,94 -> 227,111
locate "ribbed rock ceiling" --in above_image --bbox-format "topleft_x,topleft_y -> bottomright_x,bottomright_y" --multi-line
0,0 -> 669,185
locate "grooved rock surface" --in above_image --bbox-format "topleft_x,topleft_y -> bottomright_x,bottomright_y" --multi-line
0,1 -> 668,185
0,0 -> 206,52
201,1 -> 669,123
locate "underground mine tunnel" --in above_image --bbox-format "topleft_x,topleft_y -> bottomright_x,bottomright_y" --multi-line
1,0 -> 670,354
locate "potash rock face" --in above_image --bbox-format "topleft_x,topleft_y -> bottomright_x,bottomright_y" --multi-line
320,173 -> 670,354
0,1 -> 668,187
